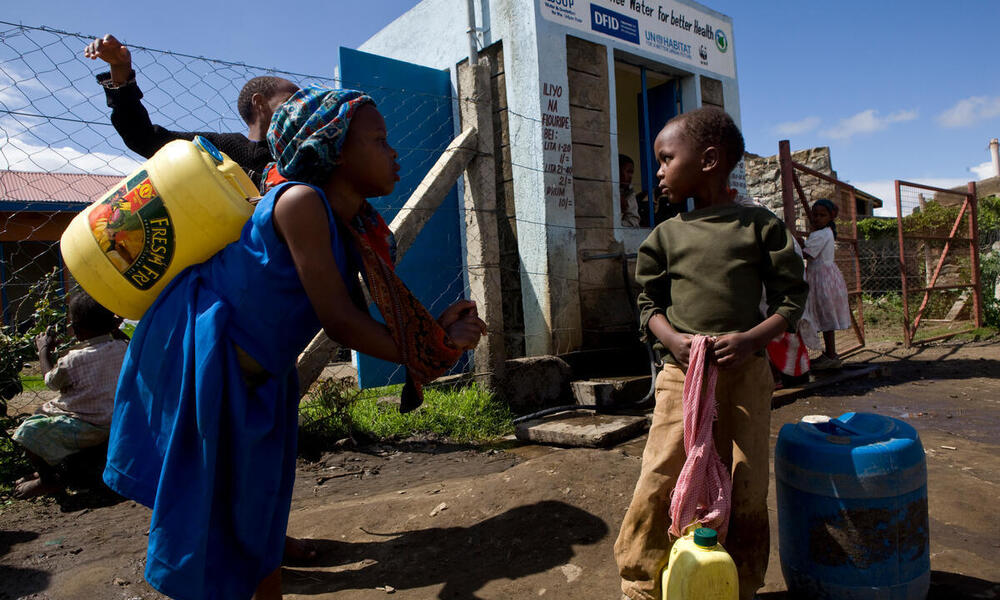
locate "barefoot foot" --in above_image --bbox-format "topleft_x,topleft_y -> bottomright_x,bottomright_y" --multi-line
14,478 -> 63,499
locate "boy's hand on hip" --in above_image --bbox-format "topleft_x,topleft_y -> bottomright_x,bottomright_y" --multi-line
712,332 -> 755,369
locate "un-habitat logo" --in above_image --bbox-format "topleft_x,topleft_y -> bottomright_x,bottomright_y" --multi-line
715,29 -> 728,53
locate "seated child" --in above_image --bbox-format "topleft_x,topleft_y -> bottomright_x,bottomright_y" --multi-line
12,292 -> 128,499
614,107 -> 807,600
102,86 -> 486,600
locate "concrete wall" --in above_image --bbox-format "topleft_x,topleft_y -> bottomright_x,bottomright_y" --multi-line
359,0 -> 485,71
479,42 -> 526,359
567,37 -> 635,349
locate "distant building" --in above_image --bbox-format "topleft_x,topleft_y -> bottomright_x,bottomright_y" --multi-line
0,170 -> 117,329
745,146 -> 883,231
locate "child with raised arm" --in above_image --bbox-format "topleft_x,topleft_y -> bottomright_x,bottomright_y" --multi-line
102,87 -> 485,600
614,107 -> 808,600
85,34 -> 299,186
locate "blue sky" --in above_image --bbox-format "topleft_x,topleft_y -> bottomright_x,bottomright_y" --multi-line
3,0 -> 999,215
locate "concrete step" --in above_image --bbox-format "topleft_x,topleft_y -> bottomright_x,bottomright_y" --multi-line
514,411 -> 650,447
570,375 -> 652,409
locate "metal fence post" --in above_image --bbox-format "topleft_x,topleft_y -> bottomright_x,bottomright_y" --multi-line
778,140 -> 796,228
895,180 -> 911,347
969,181 -> 982,328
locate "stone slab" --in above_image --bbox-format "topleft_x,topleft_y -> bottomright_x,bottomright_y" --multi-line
515,412 -> 649,447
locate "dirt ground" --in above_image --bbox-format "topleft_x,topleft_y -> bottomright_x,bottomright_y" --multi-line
2,340 -> 998,600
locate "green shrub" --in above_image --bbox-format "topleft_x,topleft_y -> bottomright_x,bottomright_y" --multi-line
982,248 -> 1000,328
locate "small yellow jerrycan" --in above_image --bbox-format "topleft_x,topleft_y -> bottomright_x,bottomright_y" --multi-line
61,137 -> 257,319
661,527 -> 738,600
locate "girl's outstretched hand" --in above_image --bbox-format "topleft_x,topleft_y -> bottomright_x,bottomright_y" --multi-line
439,300 -> 487,351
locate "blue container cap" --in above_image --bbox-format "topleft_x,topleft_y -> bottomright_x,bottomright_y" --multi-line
194,135 -> 224,164
775,412 -> 926,498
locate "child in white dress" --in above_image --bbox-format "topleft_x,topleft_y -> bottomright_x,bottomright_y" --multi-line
802,198 -> 851,369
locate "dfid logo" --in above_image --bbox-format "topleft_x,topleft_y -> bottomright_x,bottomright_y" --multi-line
715,29 -> 728,53
590,4 -> 640,45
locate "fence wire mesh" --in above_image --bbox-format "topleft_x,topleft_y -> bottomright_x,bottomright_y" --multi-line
895,181 -> 981,345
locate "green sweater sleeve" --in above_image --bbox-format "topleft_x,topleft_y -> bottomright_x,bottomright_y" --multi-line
635,226 -> 669,344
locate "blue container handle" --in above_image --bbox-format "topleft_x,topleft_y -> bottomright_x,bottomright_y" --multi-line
827,417 -> 865,436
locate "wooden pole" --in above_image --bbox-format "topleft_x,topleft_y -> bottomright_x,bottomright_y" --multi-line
459,57 -> 506,389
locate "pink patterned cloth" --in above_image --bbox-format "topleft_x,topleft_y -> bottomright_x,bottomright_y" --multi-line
668,335 -> 732,542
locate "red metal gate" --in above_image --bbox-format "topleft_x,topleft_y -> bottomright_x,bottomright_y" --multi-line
895,180 -> 982,346
779,141 -> 865,356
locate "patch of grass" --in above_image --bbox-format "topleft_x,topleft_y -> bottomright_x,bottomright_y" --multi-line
299,379 -> 513,448
863,293 -> 904,329
19,374 -> 46,392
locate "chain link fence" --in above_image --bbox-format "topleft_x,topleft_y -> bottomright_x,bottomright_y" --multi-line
0,22 -> 497,424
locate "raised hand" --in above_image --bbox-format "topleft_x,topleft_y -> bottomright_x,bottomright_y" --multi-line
84,34 -> 132,85
84,34 -> 131,67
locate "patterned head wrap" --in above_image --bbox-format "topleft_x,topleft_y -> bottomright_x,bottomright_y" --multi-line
264,85 -> 374,187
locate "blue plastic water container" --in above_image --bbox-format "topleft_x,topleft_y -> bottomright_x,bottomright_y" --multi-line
775,412 -> 929,599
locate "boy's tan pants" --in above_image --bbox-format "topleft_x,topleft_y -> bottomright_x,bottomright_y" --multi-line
614,355 -> 773,600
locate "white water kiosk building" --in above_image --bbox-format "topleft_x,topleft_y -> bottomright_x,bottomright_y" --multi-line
358,0 -> 742,361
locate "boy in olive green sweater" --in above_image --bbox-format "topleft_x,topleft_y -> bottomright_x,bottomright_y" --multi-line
614,107 -> 807,600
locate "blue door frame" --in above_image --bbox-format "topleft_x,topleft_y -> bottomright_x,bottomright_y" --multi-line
636,71 -> 681,226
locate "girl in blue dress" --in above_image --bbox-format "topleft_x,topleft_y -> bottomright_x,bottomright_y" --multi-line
104,87 -> 485,600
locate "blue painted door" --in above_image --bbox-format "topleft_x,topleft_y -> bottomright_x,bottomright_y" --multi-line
637,80 -> 679,225
339,48 -> 466,388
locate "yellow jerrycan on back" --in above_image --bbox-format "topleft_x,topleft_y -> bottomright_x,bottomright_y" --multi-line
661,527 -> 738,600
61,137 -> 257,320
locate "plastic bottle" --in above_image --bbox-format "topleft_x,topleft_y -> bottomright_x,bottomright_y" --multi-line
61,137 -> 256,319
661,527 -> 738,600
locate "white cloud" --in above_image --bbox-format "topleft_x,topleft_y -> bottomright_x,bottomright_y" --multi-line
0,137 -> 141,176
853,178 -> 971,217
774,116 -> 821,136
937,96 -> 1000,128
970,160 -> 997,180
822,109 -> 919,140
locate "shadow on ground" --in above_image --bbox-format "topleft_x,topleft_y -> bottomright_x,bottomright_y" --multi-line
795,357 -> 1000,400
759,570 -> 1000,599
0,529 -> 50,599
282,500 -> 608,598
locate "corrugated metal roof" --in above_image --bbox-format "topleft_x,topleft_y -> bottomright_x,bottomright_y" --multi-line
0,170 -> 120,205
